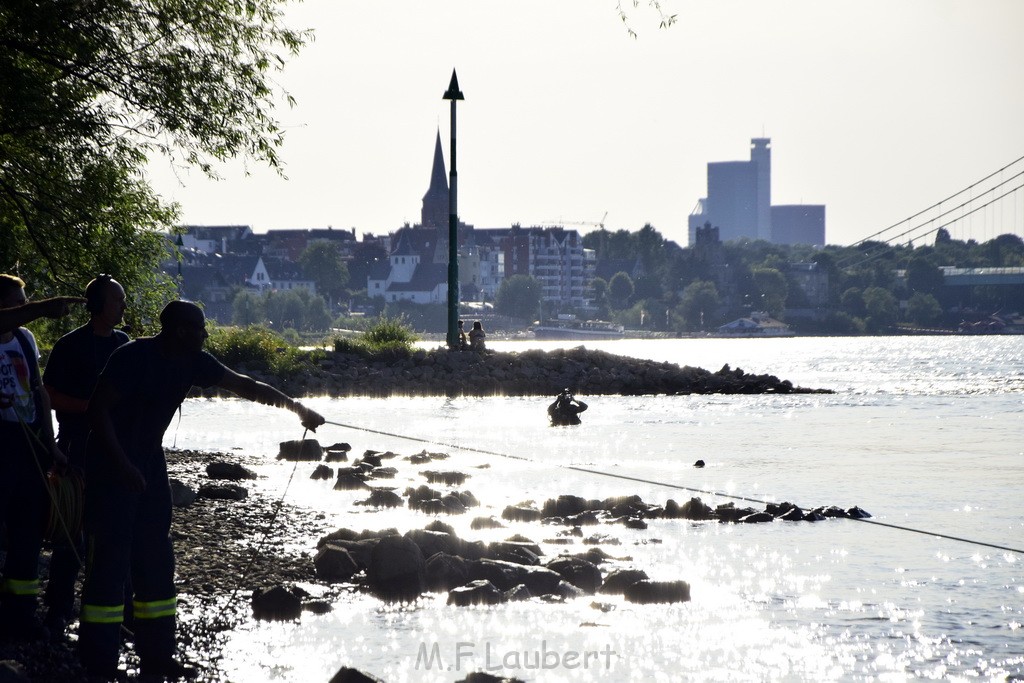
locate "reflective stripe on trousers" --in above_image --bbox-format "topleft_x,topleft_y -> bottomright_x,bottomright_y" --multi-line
132,597 -> 176,620
81,603 -> 124,625
1,578 -> 40,596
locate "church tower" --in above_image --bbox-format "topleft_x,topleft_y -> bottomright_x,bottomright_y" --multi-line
421,130 -> 449,230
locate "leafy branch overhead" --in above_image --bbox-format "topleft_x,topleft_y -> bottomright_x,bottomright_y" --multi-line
617,0 -> 678,38
0,0 -> 308,326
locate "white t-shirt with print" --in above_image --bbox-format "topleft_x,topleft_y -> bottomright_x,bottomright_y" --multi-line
0,328 -> 39,424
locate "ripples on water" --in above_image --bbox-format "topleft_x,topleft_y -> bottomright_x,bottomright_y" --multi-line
170,337 -> 1023,681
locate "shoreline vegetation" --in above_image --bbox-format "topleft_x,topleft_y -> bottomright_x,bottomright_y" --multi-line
196,319 -> 831,399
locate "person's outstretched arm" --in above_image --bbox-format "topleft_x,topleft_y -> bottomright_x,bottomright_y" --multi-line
0,297 -> 85,332
216,368 -> 325,431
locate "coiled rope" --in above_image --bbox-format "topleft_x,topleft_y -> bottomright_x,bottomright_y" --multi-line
321,418 -> 1024,556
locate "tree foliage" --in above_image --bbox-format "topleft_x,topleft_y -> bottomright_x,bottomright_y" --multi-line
0,0 -> 307,331
495,274 -> 541,321
678,280 -> 719,330
608,271 -> 635,309
299,242 -> 350,302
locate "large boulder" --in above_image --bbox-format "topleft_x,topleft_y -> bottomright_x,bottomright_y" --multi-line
197,483 -> 248,501
424,552 -> 470,592
367,536 -> 426,602
355,489 -> 404,508
623,580 -> 691,604
598,568 -> 649,594
545,557 -> 602,594
252,585 -> 303,620
328,666 -> 383,683
541,494 -> 589,518
405,529 -> 461,559
314,546 -> 360,584
169,479 -> 197,508
277,439 -> 323,461
205,461 -> 257,480
447,580 -> 504,607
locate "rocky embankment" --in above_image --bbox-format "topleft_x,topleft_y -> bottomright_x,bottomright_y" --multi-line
231,346 -> 831,398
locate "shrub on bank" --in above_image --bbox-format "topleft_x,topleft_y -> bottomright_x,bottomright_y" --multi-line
206,324 -> 323,378
334,314 -> 418,358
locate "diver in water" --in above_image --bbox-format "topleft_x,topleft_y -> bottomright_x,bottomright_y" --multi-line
548,388 -> 588,426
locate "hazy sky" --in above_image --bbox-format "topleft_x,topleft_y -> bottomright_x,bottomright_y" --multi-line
148,0 -> 1024,246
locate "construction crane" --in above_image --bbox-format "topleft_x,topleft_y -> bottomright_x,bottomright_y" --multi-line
539,211 -> 608,230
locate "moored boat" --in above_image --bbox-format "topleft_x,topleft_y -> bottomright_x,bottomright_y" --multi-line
531,319 -> 625,340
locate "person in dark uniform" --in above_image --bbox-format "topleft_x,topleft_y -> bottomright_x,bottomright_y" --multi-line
548,388 -> 588,426
42,274 -> 129,638
78,301 -> 325,680
0,274 -> 67,642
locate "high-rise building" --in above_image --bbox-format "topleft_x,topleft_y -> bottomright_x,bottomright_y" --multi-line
688,138 -> 825,246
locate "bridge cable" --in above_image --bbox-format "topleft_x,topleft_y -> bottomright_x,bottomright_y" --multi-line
848,154 -> 1024,249
841,180 -> 1024,271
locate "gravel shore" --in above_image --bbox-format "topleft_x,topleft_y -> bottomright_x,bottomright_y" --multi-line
0,449 -> 332,682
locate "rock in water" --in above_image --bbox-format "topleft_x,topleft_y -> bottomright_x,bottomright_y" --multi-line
278,439 -> 323,461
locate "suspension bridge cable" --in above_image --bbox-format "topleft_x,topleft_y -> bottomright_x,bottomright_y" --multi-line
848,154 -> 1024,248
320,419 -> 1024,556
840,180 -> 1024,271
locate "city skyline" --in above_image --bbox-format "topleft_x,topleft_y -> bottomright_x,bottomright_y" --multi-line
147,0 -> 1024,247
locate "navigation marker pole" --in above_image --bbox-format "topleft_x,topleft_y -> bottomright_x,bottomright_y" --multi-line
443,70 -> 464,350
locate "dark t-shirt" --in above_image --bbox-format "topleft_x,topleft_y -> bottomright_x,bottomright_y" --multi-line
91,337 -> 226,472
43,324 -> 130,444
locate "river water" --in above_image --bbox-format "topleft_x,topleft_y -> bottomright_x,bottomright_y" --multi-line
169,336 -> 1024,682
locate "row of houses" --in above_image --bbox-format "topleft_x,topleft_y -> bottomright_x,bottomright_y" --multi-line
168,131 -> 601,320
166,131 -> 834,326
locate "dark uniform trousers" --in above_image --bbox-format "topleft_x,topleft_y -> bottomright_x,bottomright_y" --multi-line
43,429 -> 87,619
0,422 -> 49,630
79,455 -> 176,674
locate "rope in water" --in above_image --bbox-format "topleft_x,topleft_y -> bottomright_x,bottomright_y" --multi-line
321,418 -> 1024,556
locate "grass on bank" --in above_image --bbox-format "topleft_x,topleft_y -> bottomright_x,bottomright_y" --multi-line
205,324 -> 325,378
333,313 -> 418,358
206,315 -> 419,377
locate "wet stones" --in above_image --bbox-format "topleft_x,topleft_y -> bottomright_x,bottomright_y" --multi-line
502,504 -> 542,523
251,585 -> 303,620
313,546 -> 360,584
354,489 -> 403,508
448,580 -> 504,607
546,557 -> 602,594
367,536 -> 426,602
205,461 -> 257,480
422,470 -> 469,486
197,483 -> 248,501
623,580 -> 691,605
277,438 -> 323,461
598,568 -> 650,595
324,442 -> 351,462
310,464 -> 333,480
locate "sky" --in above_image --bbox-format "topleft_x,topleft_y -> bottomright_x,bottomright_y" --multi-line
147,0 -> 1024,247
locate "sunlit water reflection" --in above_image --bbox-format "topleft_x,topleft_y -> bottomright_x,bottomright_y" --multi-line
168,336 -> 1023,681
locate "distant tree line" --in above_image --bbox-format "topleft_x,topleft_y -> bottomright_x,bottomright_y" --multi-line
488,224 -> 1024,335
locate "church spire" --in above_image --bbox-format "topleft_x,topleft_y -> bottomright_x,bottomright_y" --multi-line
421,129 -> 449,229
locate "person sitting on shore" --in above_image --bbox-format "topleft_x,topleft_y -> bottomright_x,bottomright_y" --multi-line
548,388 -> 588,426
468,321 -> 486,352
457,320 -> 468,351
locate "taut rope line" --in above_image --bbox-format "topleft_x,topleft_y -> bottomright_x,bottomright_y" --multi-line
321,419 -> 1024,556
